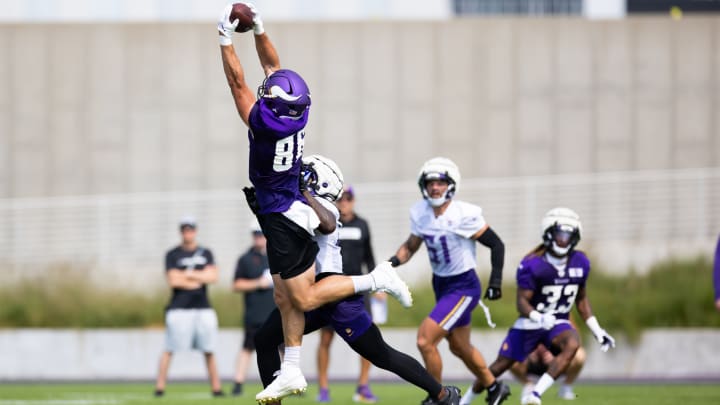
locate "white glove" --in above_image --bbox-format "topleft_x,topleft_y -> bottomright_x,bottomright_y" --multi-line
529,310 -> 556,330
217,3 -> 239,46
245,3 -> 265,35
586,316 -> 616,352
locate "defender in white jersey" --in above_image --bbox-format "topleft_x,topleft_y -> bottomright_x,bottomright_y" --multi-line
255,155 -> 462,405
388,157 -> 510,405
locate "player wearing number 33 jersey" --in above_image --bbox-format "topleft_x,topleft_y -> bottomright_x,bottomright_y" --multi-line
461,208 -> 616,405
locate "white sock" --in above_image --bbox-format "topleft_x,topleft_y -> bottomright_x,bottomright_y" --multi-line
459,385 -> 477,405
351,274 -> 374,293
533,373 -> 555,397
282,346 -> 301,370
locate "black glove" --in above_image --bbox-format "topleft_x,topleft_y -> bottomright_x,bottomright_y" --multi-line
484,281 -> 502,300
242,186 -> 260,215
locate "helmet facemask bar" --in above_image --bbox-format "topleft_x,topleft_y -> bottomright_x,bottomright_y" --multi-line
419,172 -> 456,207
543,223 -> 581,257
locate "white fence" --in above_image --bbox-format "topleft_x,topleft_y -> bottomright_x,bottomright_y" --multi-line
1,168 -> 719,287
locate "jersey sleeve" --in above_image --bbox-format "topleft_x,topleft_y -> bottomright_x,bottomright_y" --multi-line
165,250 -> 176,272
454,202 -> 487,239
516,260 -> 536,291
204,249 -> 215,266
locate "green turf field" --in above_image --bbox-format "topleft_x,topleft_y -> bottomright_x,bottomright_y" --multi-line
0,382 -> 718,405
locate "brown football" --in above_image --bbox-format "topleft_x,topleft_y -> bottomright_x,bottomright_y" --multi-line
230,3 -> 255,33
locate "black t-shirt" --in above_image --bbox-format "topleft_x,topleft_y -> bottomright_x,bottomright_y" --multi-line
234,248 -> 276,326
337,214 -> 376,276
165,245 -> 214,310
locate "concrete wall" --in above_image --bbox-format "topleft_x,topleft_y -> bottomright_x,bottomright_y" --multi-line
1,328 -> 719,381
1,16 -> 719,199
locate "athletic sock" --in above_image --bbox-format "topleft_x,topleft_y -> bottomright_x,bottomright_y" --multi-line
282,346 -> 301,370
460,385 -> 477,404
351,274 -> 374,293
486,381 -> 499,393
533,373 -> 555,397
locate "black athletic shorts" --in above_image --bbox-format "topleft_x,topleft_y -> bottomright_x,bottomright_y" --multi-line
258,212 -> 319,280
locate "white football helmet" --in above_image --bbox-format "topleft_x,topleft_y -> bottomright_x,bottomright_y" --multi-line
301,154 -> 344,202
417,157 -> 461,207
541,207 -> 582,257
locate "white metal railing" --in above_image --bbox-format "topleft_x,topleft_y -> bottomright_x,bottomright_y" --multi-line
1,168 -> 718,284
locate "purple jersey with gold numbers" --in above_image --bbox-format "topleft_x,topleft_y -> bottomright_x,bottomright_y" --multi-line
516,250 -> 590,321
248,99 -> 309,214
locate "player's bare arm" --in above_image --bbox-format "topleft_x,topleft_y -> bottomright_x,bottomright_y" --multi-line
390,234 -> 423,266
574,285 -> 594,320
517,288 -> 536,317
187,265 -> 219,284
302,189 -> 336,234
166,269 -> 203,290
253,32 -> 280,77
220,45 -> 255,126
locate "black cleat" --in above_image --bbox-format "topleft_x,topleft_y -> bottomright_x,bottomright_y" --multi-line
232,382 -> 243,396
154,389 -> 164,397
212,390 -> 226,398
486,381 -> 511,405
421,386 -> 461,405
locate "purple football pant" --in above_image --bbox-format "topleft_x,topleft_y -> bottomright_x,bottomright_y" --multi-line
429,270 -> 481,331
498,322 -> 575,362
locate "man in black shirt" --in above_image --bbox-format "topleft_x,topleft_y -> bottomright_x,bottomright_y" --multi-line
316,185 -> 384,403
154,216 -> 223,397
231,220 -> 276,396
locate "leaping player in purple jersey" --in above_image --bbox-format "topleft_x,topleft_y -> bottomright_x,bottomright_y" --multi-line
387,157 -> 511,405
459,208 -> 616,405
217,3 -> 412,403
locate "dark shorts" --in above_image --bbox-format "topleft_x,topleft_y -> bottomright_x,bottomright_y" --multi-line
430,270 -> 481,331
498,322 -> 576,363
258,213 -> 319,280
242,323 -> 263,351
305,294 -> 372,343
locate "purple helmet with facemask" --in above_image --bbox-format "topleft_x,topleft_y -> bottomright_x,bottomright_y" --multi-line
257,69 -> 311,119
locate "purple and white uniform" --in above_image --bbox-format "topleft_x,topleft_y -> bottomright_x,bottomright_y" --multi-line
248,99 -> 318,233
305,197 -> 372,342
410,199 -> 486,331
498,251 -> 591,362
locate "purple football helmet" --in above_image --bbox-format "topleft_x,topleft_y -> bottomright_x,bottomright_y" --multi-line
257,69 -> 311,119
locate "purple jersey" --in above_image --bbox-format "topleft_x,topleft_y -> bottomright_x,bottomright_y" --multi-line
248,99 -> 309,214
516,250 -> 590,320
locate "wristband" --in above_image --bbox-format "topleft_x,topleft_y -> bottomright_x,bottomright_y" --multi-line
219,35 -> 232,46
585,316 -> 604,337
388,256 -> 400,267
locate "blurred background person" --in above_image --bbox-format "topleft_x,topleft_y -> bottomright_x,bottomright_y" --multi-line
154,216 -> 223,397
231,219 -> 275,396
316,185 -> 382,403
714,234 -> 720,312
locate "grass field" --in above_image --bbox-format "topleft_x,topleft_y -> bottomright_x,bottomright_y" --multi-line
0,382 -> 718,405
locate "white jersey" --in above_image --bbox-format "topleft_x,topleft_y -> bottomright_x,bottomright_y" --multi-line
313,197 -> 343,275
410,199 -> 487,277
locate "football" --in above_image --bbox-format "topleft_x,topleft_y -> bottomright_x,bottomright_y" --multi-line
230,3 -> 255,33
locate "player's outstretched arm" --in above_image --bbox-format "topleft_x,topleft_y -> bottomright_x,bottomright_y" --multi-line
388,234 -> 423,267
576,285 -> 616,351
218,5 -> 255,126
